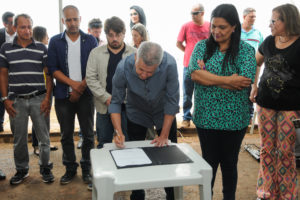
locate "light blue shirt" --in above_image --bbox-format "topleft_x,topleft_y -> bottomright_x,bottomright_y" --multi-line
108,53 -> 179,129
241,26 -> 264,51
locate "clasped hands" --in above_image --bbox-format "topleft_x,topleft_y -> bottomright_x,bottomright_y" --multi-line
69,81 -> 86,102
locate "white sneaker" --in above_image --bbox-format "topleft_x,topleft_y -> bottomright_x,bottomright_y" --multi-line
77,137 -> 83,149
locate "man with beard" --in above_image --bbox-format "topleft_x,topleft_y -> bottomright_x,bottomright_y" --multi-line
85,16 -> 135,191
86,16 -> 135,149
47,5 -> 97,185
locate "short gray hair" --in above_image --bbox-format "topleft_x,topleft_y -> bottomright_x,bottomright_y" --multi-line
243,7 -> 256,16
137,42 -> 163,66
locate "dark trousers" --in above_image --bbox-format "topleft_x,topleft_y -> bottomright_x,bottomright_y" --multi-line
55,92 -> 94,172
0,91 -> 4,127
196,127 -> 246,200
127,118 -> 177,200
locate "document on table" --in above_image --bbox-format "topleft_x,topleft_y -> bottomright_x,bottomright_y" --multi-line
110,148 -> 152,168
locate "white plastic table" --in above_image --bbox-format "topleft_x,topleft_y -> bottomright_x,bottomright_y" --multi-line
90,141 -> 212,200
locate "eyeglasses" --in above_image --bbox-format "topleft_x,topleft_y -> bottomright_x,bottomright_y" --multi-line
130,12 -> 138,16
270,18 -> 280,25
191,11 -> 203,15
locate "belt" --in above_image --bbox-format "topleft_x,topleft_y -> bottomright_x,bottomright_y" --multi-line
16,90 -> 46,99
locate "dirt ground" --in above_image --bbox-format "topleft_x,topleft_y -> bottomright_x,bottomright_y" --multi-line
1,130 -> 299,200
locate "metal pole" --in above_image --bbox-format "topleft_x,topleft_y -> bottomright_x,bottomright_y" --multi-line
59,0 -> 63,33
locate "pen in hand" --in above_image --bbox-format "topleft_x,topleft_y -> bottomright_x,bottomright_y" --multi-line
113,129 -> 125,148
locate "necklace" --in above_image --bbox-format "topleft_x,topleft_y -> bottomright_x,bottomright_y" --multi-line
278,36 -> 291,43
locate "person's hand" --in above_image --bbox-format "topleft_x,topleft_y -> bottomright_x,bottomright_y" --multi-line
250,84 -> 258,103
197,60 -> 206,70
70,81 -> 85,95
105,96 -> 112,106
151,135 -> 169,147
69,91 -> 81,103
4,99 -> 16,117
227,74 -> 252,90
114,132 -> 125,148
40,98 -> 51,116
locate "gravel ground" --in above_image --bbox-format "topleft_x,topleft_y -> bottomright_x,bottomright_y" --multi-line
0,132 -> 299,199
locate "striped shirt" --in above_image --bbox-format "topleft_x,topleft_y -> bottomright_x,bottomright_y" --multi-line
0,37 -> 47,96
241,26 -> 263,51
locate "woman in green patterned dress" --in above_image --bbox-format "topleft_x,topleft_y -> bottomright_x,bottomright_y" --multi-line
188,4 -> 256,200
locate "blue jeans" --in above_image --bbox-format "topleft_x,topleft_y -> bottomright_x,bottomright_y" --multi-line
96,110 -> 128,148
55,91 -> 94,172
183,67 -> 194,121
0,91 -> 4,126
10,94 -> 51,171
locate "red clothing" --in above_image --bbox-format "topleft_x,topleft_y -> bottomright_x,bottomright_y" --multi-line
177,21 -> 210,67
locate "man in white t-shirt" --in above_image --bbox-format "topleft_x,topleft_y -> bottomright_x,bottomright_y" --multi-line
47,5 -> 98,185
0,11 -> 16,133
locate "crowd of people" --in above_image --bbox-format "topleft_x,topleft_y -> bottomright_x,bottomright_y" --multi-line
0,2 -> 299,200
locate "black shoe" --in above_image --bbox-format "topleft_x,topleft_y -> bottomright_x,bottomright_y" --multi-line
0,169 -> 6,180
50,145 -> 58,151
60,170 -> 76,185
41,168 -> 55,183
0,126 -> 3,132
82,172 -> 92,184
10,171 -> 29,185
87,183 -> 92,191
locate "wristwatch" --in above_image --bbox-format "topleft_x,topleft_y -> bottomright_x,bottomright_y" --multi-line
1,96 -> 8,102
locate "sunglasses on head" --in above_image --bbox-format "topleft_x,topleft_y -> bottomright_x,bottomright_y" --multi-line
130,12 -> 138,16
91,22 -> 102,27
191,11 -> 202,15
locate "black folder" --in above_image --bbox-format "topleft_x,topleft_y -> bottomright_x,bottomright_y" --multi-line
110,145 -> 193,169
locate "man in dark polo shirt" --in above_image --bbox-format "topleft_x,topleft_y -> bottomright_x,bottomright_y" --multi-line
0,14 -> 54,185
